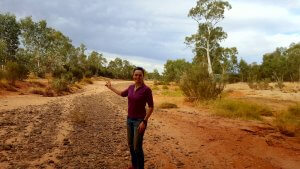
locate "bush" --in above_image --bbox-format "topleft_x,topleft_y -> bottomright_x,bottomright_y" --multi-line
159,102 -> 178,109
70,66 -> 84,81
5,61 -> 29,85
214,99 -> 272,120
84,70 -> 93,78
274,104 -> 300,136
51,78 -> 69,92
180,64 -> 225,100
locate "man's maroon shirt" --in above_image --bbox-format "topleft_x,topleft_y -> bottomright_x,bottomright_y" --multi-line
121,83 -> 154,119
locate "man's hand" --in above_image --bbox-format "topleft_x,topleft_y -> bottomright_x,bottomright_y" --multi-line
138,121 -> 146,134
105,80 -> 112,89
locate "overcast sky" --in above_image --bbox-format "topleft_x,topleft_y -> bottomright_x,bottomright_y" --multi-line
1,0 -> 300,72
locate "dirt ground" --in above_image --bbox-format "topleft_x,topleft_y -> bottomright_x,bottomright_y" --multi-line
0,81 -> 299,169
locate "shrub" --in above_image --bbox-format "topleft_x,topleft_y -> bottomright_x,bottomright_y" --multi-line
5,61 -> 29,85
70,66 -> 84,81
274,104 -> 300,136
159,102 -> 178,109
180,64 -> 225,100
84,70 -> 93,78
51,78 -> 69,92
43,87 -> 55,97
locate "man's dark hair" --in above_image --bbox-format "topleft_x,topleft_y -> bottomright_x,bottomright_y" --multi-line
133,67 -> 145,76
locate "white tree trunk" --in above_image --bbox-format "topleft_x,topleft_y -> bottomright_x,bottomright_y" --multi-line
206,26 -> 213,77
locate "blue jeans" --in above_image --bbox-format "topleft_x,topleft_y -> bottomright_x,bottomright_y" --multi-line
127,117 -> 145,169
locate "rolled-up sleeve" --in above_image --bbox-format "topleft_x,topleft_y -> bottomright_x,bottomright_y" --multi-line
121,88 -> 129,97
146,88 -> 154,108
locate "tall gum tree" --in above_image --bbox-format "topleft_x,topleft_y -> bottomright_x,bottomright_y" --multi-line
185,0 -> 232,78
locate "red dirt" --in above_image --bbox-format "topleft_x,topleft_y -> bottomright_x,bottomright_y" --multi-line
0,81 -> 299,169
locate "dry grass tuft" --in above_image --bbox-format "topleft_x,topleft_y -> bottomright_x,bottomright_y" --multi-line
81,78 -> 93,84
274,104 -> 300,137
159,102 -> 178,109
29,87 -> 45,95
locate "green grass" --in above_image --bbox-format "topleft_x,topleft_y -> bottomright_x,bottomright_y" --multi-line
214,99 -> 272,121
274,104 -> 300,136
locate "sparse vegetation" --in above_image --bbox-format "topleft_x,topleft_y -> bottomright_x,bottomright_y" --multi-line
214,99 -> 273,120
159,102 -> 178,109
29,87 -> 45,95
274,104 -> 300,136
81,77 -> 93,84
162,85 -> 169,90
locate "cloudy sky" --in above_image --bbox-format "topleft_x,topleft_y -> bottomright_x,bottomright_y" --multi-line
1,0 -> 300,72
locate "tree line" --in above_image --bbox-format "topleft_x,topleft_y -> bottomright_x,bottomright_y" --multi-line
0,13 -> 136,88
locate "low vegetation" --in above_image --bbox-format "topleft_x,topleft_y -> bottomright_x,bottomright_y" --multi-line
214,99 -> 273,121
274,104 -> 300,136
159,102 -> 178,109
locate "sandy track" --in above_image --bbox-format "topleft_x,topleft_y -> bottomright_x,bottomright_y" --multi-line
0,81 -> 299,169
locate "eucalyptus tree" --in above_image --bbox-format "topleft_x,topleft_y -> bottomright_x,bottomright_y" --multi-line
163,59 -> 191,83
185,0 -> 233,78
0,13 -> 20,63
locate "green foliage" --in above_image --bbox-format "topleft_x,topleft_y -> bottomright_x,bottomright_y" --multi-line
0,13 -> 20,62
147,69 -> 161,80
163,59 -> 190,83
107,58 -> 135,79
51,78 -> 69,92
180,64 -> 225,100
5,61 -> 29,84
214,99 -> 272,120
186,0 -> 233,76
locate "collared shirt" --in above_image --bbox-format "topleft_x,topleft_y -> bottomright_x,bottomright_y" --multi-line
121,83 -> 154,119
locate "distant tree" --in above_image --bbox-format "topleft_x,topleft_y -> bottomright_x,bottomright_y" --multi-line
261,47 -> 288,82
185,0 -> 232,77
286,43 -> 300,81
0,13 -> 20,62
0,39 -> 7,69
107,58 -> 135,79
20,17 -> 50,75
238,59 -> 250,82
163,59 -> 191,83
87,51 -> 107,76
